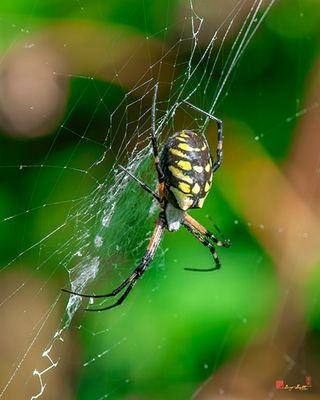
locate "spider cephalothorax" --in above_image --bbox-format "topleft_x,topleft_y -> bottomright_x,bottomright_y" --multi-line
62,88 -> 230,311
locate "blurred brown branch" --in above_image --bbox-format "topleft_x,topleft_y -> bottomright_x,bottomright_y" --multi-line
0,20 -> 171,138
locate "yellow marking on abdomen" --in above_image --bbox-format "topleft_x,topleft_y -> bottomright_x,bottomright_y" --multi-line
205,163 -> 211,172
176,136 -> 187,142
170,187 -> 193,210
178,182 -> 191,193
180,132 -> 189,138
192,183 -> 200,194
193,165 -> 203,173
204,182 -> 211,192
177,160 -> 192,171
169,148 -> 189,159
178,143 -> 200,152
168,165 -> 193,184
198,197 -> 206,208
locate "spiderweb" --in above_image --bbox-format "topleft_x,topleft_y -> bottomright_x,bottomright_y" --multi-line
2,0 -> 319,399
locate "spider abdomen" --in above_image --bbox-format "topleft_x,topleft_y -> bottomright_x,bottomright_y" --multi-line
160,129 -> 213,211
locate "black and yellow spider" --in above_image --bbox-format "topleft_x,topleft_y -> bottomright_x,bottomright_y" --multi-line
62,88 -> 230,311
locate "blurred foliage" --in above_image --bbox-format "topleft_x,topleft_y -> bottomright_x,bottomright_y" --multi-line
0,0 -> 320,399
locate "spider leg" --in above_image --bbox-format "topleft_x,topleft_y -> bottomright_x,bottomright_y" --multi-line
62,214 -> 166,311
61,277 -> 129,299
184,214 -> 230,248
84,244 -> 161,311
86,213 -> 166,311
182,219 -> 221,272
150,84 -> 165,183
119,165 -> 160,202
183,100 -> 223,172
206,216 -> 231,247
86,279 -> 136,311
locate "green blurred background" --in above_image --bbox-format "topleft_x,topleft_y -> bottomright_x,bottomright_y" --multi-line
0,1 -> 320,399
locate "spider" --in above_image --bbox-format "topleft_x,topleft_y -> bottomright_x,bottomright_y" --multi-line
62,86 -> 230,311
